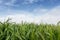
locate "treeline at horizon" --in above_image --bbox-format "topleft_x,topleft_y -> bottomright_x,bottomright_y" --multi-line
0,19 -> 60,40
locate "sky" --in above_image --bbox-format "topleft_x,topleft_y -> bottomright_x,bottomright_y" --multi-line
0,0 -> 60,24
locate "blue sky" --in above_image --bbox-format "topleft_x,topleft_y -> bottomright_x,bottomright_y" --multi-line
0,0 -> 60,24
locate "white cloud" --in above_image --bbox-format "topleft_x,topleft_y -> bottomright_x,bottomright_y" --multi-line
4,0 -> 16,6
33,8 -> 48,14
32,6 -> 60,24
23,0 -> 34,4
0,0 -> 16,6
0,14 -> 34,23
47,6 -> 60,16
23,0 -> 45,4
0,6 -> 60,24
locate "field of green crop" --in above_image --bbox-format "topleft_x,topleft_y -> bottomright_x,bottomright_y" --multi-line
0,19 -> 60,40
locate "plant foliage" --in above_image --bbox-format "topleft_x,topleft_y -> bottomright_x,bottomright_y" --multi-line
0,19 -> 60,40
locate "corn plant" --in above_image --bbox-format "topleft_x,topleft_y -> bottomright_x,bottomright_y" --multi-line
0,19 -> 60,40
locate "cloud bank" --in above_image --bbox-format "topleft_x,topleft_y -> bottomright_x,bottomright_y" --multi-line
0,6 -> 60,24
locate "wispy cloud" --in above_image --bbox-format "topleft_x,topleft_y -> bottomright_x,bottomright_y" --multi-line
33,8 -> 48,15
23,0 -> 45,4
0,0 -> 59,10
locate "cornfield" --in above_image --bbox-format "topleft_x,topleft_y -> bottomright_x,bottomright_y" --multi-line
0,19 -> 60,40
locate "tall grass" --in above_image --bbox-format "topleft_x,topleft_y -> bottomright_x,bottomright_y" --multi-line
0,19 -> 60,40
